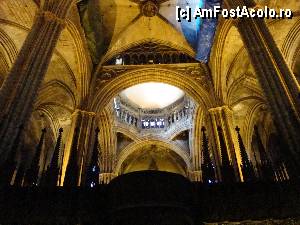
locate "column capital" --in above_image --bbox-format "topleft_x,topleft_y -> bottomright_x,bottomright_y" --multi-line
100,173 -> 116,184
38,0 -> 75,23
208,105 -> 232,113
188,170 -> 202,182
36,10 -> 66,26
71,109 -> 96,117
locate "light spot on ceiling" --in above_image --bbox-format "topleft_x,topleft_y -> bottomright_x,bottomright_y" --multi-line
120,82 -> 185,109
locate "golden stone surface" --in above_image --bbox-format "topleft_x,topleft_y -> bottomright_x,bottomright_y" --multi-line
0,0 -> 299,184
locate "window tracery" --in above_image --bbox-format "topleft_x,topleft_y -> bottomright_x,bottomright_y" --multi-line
105,42 -> 196,66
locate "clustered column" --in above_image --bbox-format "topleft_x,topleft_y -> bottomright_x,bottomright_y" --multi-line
61,109 -> 96,186
0,0 -> 74,162
225,0 -> 300,177
208,106 -> 242,182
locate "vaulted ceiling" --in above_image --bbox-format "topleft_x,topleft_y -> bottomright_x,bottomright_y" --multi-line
78,0 -> 208,64
0,0 -> 299,156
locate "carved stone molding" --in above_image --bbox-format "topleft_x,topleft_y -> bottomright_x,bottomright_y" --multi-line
95,66 -> 135,88
188,170 -> 202,182
71,109 -> 96,117
95,63 -> 212,91
37,10 -> 66,25
99,173 -> 116,184
170,64 -> 212,91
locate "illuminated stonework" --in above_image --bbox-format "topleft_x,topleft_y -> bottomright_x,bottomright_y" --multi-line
0,0 -> 298,188
113,91 -> 194,133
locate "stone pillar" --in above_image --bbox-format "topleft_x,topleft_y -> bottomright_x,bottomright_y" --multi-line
208,106 -> 242,182
100,173 -> 116,184
201,127 -> 216,183
60,109 -> 96,186
85,127 -> 100,187
188,170 -> 201,182
0,0 -> 74,162
225,0 -> 300,177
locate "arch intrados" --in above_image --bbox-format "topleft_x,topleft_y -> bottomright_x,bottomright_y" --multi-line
114,139 -> 191,175
291,45 -> 300,71
114,127 -> 141,143
91,68 -> 213,113
37,80 -> 77,108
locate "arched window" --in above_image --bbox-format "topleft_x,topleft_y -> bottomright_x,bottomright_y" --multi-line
124,54 -> 130,64
104,42 -> 197,65
131,54 -> 139,65
139,54 -> 147,64
172,53 -> 179,63
163,54 -> 171,64
179,53 -> 187,63
154,53 -> 162,64
147,54 -> 154,64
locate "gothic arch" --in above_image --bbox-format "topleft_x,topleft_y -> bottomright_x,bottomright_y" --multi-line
244,102 -> 270,151
34,106 -> 61,139
91,67 -> 215,113
190,106 -> 205,172
65,20 -> 92,104
281,18 -> 300,69
97,108 -> 116,174
0,27 -> 18,85
0,27 -> 18,66
168,123 -> 193,141
114,126 -> 141,143
227,75 -> 265,107
0,18 -> 90,105
114,139 -> 191,176
36,80 -> 77,111
210,19 -> 235,101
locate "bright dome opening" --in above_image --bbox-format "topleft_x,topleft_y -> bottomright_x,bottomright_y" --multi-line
120,82 -> 185,109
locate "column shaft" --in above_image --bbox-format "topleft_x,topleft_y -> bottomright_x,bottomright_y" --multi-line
225,0 -> 300,177
0,0 -> 74,162
209,106 -> 242,181
61,110 -> 96,186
